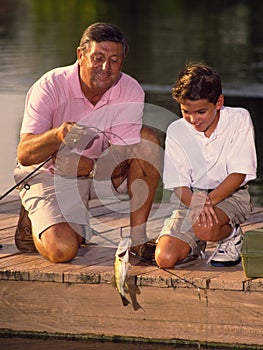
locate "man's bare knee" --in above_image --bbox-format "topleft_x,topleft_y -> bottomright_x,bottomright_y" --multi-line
35,223 -> 79,263
141,125 -> 160,145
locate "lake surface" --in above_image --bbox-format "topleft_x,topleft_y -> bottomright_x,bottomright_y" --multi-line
0,336 -> 258,350
0,0 -> 262,205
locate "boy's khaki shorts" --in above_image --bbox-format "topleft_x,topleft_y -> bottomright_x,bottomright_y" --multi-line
14,167 -> 127,241
157,187 -> 253,252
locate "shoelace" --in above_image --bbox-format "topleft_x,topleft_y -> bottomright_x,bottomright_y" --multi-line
206,234 -> 242,265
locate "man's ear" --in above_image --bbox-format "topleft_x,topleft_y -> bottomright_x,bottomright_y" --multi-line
77,47 -> 84,65
216,94 -> 224,110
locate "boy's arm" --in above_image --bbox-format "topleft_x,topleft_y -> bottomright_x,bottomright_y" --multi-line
174,173 -> 246,207
174,186 -> 218,227
174,186 -> 193,207
209,173 -> 246,206
174,172 -> 246,227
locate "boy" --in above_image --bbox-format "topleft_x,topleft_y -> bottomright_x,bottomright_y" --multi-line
155,63 -> 257,268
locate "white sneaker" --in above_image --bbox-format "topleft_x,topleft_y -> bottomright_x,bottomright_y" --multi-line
206,225 -> 243,267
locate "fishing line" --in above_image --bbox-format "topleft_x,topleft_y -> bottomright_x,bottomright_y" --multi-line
0,125 -> 147,201
1,124 -> 202,293
92,226 -> 207,293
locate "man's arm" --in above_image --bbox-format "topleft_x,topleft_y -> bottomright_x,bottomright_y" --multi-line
17,122 -> 80,166
17,122 -> 95,177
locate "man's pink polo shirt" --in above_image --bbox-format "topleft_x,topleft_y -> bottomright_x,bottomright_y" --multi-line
21,61 -> 145,159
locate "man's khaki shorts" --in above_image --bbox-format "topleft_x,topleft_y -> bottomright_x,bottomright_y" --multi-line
157,187 -> 253,252
14,166 -> 127,240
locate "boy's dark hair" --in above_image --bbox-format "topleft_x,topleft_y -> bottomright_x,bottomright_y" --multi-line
172,63 -> 222,104
79,22 -> 129,57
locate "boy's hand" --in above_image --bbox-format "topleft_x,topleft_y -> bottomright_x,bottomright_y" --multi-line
188,192 -> 219,227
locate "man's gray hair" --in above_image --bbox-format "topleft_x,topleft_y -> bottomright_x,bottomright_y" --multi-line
79,22 -> 129,57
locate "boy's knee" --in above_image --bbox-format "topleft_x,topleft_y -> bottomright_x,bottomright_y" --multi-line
194,224 -> 218,242
155,252 -> 176,269
155,246 -> 186,269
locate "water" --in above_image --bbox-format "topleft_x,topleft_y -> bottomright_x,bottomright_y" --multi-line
0,0 -> 262,204
0,1 -> 262,348
0,336 -> 258,350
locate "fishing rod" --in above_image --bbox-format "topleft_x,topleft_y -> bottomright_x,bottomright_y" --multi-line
0,125 -> 148,202
0,155 -> 53,201
0,125 -> 97,201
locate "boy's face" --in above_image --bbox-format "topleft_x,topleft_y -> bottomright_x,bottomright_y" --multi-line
179,95 -> 224,137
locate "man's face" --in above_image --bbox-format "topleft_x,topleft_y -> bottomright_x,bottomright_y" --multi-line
78,41 -> 124,94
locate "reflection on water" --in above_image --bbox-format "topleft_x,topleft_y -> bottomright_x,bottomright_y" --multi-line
0,0 -> 262,205
0,0 -> 263,92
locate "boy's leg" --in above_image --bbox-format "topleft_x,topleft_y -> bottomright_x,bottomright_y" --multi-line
155,204 -> 206,268
194,206 -> 244,266
155,236 -> 191,268
206,225 -> 243,266
193,207 -> 232,243
193,187 -> 252,266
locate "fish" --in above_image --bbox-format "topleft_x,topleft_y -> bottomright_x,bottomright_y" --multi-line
113,236 -> 131,306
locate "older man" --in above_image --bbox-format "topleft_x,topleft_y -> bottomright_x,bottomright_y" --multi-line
14,22 -> 160,263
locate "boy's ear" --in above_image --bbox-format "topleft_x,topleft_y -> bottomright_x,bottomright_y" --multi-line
216,94 -> 224,110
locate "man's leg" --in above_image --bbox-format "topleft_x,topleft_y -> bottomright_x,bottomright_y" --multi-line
109,126 -> 161,257
127,126 -> 161,253
15,205 -> 37,253
33,222 -> 83,263
14,170 -> 91,263
15,206 -> 84,263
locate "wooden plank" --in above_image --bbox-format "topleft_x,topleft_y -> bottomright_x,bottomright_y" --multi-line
0,203 -> 18,213
208,269 -> 249,291
0,280 -> 262,346
0,214 -> 18,225
244,278 -> 263,292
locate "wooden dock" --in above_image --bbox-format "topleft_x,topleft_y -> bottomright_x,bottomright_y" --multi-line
0,195 -> 262,348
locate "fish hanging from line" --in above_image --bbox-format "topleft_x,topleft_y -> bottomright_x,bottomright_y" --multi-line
113,236 -> 131,306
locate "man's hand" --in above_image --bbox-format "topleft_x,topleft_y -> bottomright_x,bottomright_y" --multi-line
58,123 -> 99,150
52,148 -> 92,177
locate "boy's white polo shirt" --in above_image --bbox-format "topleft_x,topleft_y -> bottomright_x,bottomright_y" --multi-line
163,106 -> 257,190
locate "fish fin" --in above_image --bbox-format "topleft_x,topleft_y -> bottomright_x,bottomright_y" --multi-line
112,276 -> 117,289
